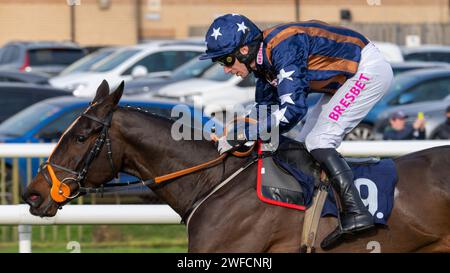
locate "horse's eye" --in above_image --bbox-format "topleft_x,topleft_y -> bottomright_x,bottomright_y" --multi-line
76,135 -> 87,143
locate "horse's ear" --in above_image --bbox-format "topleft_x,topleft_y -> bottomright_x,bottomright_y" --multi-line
109,81 -> 124,106
92,80 -> 110,104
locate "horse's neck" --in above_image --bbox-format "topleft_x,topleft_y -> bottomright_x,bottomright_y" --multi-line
114,108 -> 247,216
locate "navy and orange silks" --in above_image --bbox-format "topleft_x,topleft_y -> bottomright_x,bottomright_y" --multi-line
246,20 -> 369,139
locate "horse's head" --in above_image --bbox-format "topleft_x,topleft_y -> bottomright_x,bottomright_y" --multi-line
23,80 -> 124,217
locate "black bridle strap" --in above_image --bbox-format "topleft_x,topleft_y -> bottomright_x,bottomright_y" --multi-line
81,113 -> 111,127
41,110 -> 116,202
42,162 -> 79,176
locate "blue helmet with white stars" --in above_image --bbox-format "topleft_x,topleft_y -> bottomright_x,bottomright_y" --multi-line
199,14 -> 262,60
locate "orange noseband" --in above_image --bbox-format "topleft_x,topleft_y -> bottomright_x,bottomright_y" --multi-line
47,164 -> 72,203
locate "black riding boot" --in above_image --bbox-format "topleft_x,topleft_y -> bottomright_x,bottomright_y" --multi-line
310,148 -> 374,249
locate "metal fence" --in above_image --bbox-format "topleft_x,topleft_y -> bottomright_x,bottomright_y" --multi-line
0,143 -> 138,248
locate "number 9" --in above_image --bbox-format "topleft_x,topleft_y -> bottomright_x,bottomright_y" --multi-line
354,178 -> 378,216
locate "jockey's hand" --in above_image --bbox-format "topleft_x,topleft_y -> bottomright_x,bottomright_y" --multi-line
216,136 -> 247,155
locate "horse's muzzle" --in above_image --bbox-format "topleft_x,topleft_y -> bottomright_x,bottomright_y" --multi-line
22,189 -> 43,209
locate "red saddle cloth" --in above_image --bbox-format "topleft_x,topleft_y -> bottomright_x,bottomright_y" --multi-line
256,144 -> 307,211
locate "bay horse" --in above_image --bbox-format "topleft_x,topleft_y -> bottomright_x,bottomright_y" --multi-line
23,81 -> 450,253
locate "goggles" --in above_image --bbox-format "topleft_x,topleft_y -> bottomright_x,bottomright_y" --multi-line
212,31 -> 250,67
213,54 -> 236,67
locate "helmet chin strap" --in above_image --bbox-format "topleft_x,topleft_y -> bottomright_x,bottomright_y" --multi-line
235,36 -> 262,74
236,49 -> 257,73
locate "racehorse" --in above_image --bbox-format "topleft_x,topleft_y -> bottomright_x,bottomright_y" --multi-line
23,81 -> 450,253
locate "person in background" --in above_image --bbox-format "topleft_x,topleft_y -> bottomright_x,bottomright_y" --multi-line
383,110 -> 426,140
432,105 -> 450,139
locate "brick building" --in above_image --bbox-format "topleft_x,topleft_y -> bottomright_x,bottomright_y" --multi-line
0,0 -> 448,46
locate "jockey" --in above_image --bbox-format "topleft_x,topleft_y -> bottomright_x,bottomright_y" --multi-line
199,14 -> 393,248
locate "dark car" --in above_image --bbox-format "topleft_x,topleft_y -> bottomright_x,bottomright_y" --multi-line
0,41 -> 87,76
344,68 -> 450,140
0,83 -> 71,123
0,70 -> 50,85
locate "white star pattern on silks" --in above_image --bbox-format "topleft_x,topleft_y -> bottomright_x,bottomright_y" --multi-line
273,107 -> 289,125
280,93 -> 295,105
236,22 -> 248,33
231,13 -> 240,16
211,27 -> 222,40
277,68 -> 295,84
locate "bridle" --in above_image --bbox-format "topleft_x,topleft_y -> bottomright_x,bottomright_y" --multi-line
39,110 -> 116,203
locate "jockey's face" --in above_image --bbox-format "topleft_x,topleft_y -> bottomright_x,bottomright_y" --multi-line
222,46 -> 251,78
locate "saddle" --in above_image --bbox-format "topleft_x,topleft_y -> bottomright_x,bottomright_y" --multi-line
258,137 -> 382,207
256,136 -> 395,252
257,140 -> 320,210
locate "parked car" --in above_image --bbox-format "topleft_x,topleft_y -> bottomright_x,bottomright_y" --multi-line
49,41 -> 205,97
0,83 -> 70,123
0,41 -> 87,76
0,70 -> 50,84
58,47 -> 118,76
402,45 -> 450,63
123,57 -> 215,96
390,61 -> 449,76
149,64 -> 254,116
83,45 -> 111,54
153,68 -> 328,118
344,68 -> 450,140
0,96 -> 221,203
372,99 -> 450,140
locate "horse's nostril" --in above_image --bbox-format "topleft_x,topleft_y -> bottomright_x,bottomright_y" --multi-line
24,192 -> 42,208
29,194 -> 40,202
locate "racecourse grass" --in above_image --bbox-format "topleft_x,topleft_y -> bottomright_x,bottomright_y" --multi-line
0,224 -> 188,253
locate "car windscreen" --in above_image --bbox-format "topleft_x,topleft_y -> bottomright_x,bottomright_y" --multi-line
170,58 -> 214,81
378,73 -> 416,105
0,102 -> 61,136
200,64 -> 233,81
59,49 -> 115,76
91,49 -> 140,72
28,48 -> 85,66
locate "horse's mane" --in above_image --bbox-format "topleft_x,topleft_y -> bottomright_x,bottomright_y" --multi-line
119,105 -> 212,144
120,105 -> 177,124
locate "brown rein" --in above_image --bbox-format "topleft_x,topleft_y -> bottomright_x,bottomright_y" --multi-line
154,153 -> 227,183
153,117 -> 257,184
153,139 -> 255,184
